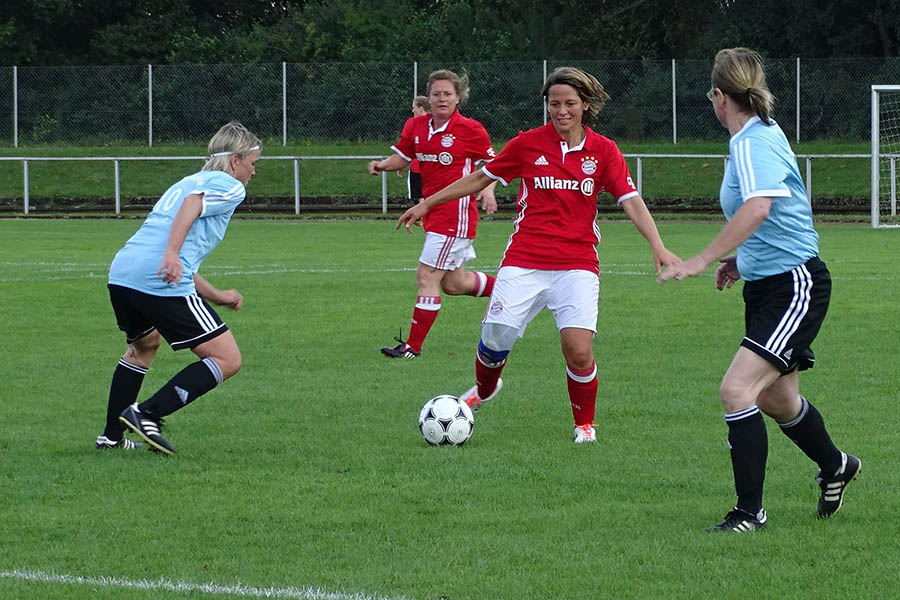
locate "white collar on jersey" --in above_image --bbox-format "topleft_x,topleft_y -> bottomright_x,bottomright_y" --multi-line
428,115 -> 452,141
559,135 -> 587,163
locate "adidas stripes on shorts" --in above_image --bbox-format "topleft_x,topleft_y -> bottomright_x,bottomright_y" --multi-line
418,232 -> 476,271
740,257 -> 830,374
108,284 -> 228,351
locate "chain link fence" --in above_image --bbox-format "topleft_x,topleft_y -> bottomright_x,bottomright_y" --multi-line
1,59 -> 899,146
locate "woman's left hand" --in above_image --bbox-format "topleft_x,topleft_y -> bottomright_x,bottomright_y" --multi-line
657,255 -> 710,284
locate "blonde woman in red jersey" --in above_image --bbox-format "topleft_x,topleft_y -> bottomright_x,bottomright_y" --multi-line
398,67 -> 679,443
369,70 -> 498,359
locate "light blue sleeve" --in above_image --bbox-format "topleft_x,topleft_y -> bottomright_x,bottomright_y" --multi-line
193,172 -> 246,217
730,136 -> 792,202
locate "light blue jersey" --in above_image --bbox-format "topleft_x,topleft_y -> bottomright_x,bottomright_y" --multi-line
720,116 -> 818,281
109,170 -> 246,296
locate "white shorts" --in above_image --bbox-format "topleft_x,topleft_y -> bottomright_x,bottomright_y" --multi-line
419,232 -> 476,271
484,266 -> 599,336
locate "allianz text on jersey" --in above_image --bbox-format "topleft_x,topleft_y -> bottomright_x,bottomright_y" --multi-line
533,176 -> 596,197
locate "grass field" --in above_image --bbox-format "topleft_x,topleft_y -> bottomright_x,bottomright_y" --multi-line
1,218 -> 898,599
0,140 -> 873,210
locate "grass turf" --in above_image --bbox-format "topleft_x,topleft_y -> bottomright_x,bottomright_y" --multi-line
0,218 -> 897,599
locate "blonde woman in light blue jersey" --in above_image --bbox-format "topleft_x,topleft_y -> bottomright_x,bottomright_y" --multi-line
659,48 -> 859,532
98,121 -> 260,455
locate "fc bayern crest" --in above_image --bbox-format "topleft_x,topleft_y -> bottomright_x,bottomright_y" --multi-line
441,134 -> 455,148
581,157 -> 597,175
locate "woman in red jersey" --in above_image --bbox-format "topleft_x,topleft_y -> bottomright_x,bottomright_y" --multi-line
405,95 -> 430,203
397,66 -> 679,443
369,70 -> 498,359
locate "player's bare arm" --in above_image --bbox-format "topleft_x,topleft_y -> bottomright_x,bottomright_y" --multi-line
368,153 -> 409,175
158,193 -> 203,284
194,273 -> 243,310
620,195 -> 680,273
397,170 -> 493,232
658,196 -> 772,283
477,180 -> 499,214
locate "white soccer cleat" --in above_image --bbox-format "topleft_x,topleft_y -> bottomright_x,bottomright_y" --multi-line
573,423 -> 597,443
459,378 -> 503,412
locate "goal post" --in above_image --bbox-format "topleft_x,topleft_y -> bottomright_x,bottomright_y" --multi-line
871,85 -> 900,228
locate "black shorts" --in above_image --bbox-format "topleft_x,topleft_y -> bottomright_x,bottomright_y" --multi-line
741,256 -> 830,374
408,171 -> 423,200
108,284 -> 228,351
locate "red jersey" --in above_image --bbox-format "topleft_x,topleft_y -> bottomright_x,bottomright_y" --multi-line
483,122 -> 638,274
391,111 -> 495,238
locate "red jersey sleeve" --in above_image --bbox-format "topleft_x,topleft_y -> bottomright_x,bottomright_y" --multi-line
481,133 -> 524,186
390,117 -> 416,162
599,141 -> 639,202
470,122 -> 496,164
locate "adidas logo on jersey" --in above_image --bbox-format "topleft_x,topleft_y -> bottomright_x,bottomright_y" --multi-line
534,155 -> 549,165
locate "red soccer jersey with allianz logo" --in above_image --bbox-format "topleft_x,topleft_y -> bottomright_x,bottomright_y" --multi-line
391,111 -> 495,238
482,122 -> 638,274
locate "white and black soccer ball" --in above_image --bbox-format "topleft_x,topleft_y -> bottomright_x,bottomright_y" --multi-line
418,395 -> 474,446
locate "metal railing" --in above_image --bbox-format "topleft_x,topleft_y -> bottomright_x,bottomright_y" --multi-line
0,155 -> 386,215
0,153 -> 888,216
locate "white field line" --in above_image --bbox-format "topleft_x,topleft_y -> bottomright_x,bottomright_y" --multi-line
0,261 -> 892,283
0,568 -> 407,600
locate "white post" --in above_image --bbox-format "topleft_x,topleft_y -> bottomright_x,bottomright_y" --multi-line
282,62 -> 287,146
413,61 -> 418,97
294,159 -> 300,215
542,60 -> 548,125
115,159 -> 121,215
672,59 -> 677,145
805,157 -> 812,203
148,64 -> 153,147
23,159 -> 29,215
891,157 -> 896,217
871,86 -> 880,228
382,171 -> 388,214
13,66 -> 17,148
636,157 -> 643,196
795,57 -> 800,144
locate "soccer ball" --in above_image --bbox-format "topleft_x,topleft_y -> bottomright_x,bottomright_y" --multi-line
418,395 -> 474,446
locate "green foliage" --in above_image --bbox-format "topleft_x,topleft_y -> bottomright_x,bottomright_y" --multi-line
3,0 -> 900,66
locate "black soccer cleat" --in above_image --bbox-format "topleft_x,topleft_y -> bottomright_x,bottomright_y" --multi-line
816,452 -> 861,519
119,403 -> 175,455
381,335 -> 420,359
704,507 -> 768,532
95,434 -> 144,450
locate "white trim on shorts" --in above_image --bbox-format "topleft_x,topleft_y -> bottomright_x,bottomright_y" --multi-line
419,231 -> 476,271
483,266 -> 599,337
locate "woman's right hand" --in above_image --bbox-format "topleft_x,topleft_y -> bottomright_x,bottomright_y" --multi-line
367,160 -> 381,175
715,255 -> 740,290
396,203 -> 427,232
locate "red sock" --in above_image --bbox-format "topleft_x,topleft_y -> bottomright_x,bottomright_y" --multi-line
406,296 -> 440,352
470,271 -> 495,297
475,352 -> 505,399
566,362 -> 598,426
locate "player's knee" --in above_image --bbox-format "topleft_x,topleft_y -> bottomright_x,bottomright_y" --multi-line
128,331 -> 161,364
564,351 -> 594,372
480,323 -> 518,354
439,279 -> 464,295
477,339 -> 509,367
221,349 -> 242,379
719,377 -> 753,411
